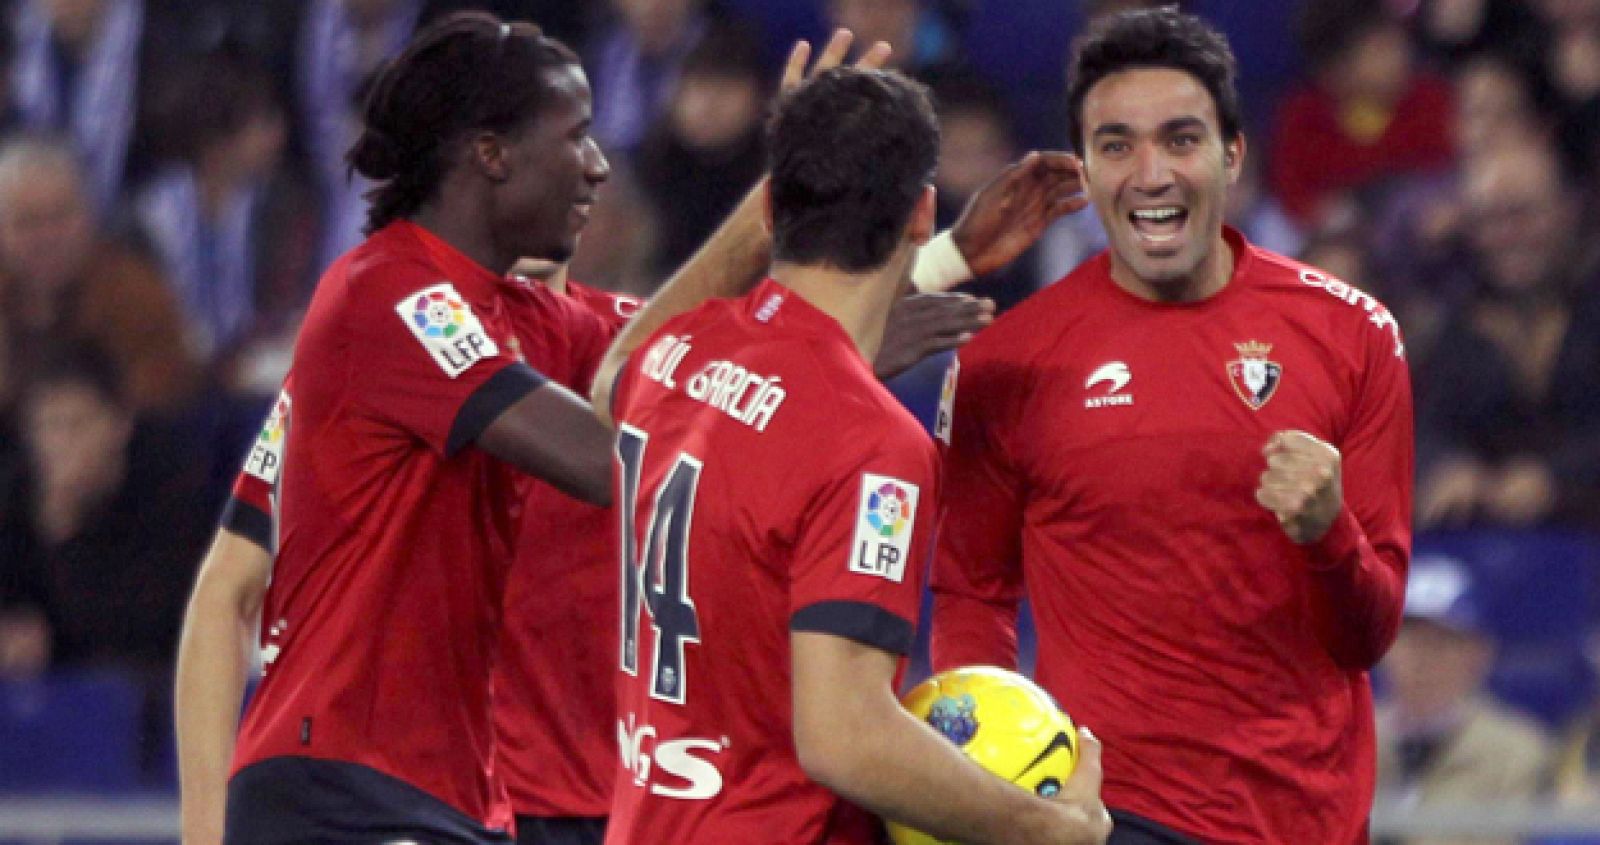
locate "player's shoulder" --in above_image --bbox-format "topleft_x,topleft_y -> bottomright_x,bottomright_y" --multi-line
964,255 -> 1108,363
1245,243 -> 1407,359
343,227 -> 452,299
568,279 -> 643,329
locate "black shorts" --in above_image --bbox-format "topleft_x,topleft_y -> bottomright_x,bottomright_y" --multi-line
1107,808 -> 1204,845
513,815 -> 606,845
226,756 -> 514,844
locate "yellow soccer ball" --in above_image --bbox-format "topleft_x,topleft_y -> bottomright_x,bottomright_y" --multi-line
885,666 -> 1078,845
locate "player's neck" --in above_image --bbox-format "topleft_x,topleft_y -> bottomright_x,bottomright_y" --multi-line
771,253 -> 910,364
412,198 -> 508,278
1110,231 -> 1235,304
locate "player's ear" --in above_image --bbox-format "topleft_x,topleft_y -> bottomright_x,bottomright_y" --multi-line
906,185 -> 936,245
472,132 -> 511,183
1223,132 -> 1246,185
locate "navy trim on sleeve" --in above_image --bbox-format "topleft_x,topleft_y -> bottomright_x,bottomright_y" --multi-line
221,497 -> 272,553
446,362 -> 547,456
791,600 -> 915,655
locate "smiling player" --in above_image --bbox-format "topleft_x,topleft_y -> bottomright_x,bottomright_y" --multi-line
931,8 -> 1414,844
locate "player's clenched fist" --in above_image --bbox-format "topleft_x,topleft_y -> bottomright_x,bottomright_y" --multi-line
1255,430 -> 1343,544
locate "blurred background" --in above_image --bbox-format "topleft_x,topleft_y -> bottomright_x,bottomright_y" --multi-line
0,0 -> 1598,841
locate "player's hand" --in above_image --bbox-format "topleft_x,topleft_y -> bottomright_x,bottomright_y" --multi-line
950,151 -> 1087,277
1255,430 -> 1343,544
1048,727 -> 1113,844
873,292 -> 994,380
780,28 -> 893,96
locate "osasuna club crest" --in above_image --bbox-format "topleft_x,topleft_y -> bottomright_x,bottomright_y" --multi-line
1227,340 -> 1281,410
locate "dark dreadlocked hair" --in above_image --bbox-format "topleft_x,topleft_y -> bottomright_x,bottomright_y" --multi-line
346,11 -> 580,235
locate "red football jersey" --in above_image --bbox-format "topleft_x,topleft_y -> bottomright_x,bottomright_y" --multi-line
226,221 -> 561,832
932,228 -> 1414,845
604,280 -> 940,845
495,280 -> 637,818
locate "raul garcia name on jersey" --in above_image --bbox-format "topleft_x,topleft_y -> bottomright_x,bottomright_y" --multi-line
640,333 -> 788,432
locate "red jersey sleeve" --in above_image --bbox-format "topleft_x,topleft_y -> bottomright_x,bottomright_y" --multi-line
788,427 -> 940,657
220,388 -> 291,553
1305,311 -> 1414,669
348,276 -> 546,456
930,352 -> 1027,672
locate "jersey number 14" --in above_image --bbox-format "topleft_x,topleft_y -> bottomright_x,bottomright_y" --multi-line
617,425 -> 703,705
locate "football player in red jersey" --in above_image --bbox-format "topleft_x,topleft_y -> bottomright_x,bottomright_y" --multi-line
594,67 -> 1110,845
495,32 -> 1092,845
932,8 -> 1414,845
172,13 -> 790,845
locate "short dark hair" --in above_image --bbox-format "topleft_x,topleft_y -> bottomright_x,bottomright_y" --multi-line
145,48 -> 280,165
347,12 -> 581,235
767,68 -> 939,272
1066,7 -> 1241,156
1296,0 -> 1393,76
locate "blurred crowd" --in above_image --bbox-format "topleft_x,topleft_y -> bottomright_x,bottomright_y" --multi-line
0,0 -> 1596,835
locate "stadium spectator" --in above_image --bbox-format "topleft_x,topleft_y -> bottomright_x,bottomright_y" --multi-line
1376,554 -> 1553,844
296,0 -> 422,272
1530,0 -> 1600,181
1412,137 -> 1600,531
1366,50 -> 1558,334
1409,0 -> 1544,70
134,49 -> 317,391
8,0 -> 145,215
587,0 -> 715,154
826,0 -> 963,78
0,345 -> 212,678
0,136 -> 201,416
1270,0 -> 1455,227
934,9 -> 1413,843
635,22 -> 767,281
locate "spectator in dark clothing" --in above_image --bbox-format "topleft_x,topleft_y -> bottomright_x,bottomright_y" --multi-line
0,345 -> 216,676
1414,137 -> 1600,531
634,21 -> 765,284
1409,0 -> 1545,71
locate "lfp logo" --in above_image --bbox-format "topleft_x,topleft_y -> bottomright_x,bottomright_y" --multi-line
851,474 -> 920,583
866,482 -> 913,539
412,289 -> 468,339
259,395 -> 289,445
245,390 -> 290,484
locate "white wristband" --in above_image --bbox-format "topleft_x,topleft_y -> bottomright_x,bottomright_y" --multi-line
912,229 -> 974,293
